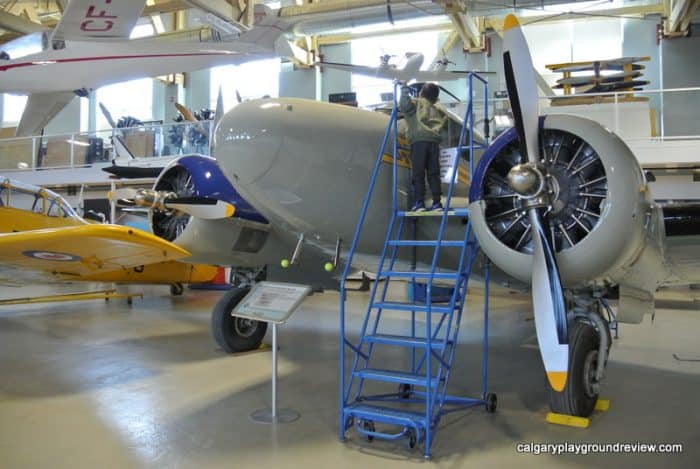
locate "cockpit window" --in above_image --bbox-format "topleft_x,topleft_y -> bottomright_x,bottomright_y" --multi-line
31,194 -> 45,214
7,188 -> 38,213
47,199 -> 61,217
0,182 -> 76,219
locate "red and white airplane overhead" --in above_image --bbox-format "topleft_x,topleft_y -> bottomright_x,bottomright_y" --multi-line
0,0 -> 293,136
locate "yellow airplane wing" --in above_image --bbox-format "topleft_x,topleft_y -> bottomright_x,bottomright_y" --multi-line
0,224 -> 191,279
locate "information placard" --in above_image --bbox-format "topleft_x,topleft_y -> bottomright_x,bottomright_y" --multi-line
439,147 -> 459,184
233,281 -> 311,324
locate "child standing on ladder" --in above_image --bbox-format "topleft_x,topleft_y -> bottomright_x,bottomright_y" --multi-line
399,83 -> 447,212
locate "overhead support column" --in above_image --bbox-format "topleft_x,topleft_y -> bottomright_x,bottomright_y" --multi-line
439,0 -> 485,51
244,0 -> 256,28
665,0 -> 699,36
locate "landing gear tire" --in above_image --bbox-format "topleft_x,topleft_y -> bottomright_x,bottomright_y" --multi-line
361,420 -> 375,442
546,321 -> 600,417
406,428 -> 417,449
170,282 -> 184,296
484,392 -> 497,413
211,286 -> 268,353
398,383 -> 412,399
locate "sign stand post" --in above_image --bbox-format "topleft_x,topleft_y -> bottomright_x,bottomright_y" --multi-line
233,281 -> 311,424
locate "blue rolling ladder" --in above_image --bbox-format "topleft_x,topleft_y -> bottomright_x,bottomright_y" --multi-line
339,76 -> 495,459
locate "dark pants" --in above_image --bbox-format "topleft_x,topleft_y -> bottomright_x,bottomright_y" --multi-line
410,141 -> 442,203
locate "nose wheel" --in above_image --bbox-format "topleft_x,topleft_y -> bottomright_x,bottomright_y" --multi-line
546,320 -> 601,417
211,286 -> 268,353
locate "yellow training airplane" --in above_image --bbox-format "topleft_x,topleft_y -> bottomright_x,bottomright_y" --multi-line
0,178 -> 218,293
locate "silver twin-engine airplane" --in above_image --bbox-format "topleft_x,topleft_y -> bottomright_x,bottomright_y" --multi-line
36,12 -> 700,419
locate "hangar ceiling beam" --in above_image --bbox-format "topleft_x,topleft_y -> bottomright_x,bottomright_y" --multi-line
485,3 -> 664,30
665,0 -> 699,34
143,0 -> 190,16
438,30 -> 461,55
0,9 -> 45,34
316,21 -> 453,45
439,0 -> 484,50
279,0 -> 391,17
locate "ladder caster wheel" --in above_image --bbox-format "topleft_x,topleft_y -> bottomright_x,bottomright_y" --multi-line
361,420 -> 375,442
485,392 -> 497,413
398,383 -> 412,399
406,428 -> 417,449
344,416 -> 353,431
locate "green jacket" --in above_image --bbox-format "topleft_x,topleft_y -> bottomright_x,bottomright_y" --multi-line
398,85 -> 446,145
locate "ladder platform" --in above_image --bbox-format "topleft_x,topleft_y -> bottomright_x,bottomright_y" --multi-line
345,403 -> 426,426
377,271 -> 462,280
364,333 -> 448,350
387,240 -> 464,247
354,368 -> 439,387
372,301 -> 453,313
399,208 -> 468,217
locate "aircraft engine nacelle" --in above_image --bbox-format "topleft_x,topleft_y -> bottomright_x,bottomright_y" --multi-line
149,155 -> 271,266
469,114 -> 660,289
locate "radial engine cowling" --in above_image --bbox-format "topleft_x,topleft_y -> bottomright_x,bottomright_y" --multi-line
148,155 -> 270,266
469,114 -> 654,287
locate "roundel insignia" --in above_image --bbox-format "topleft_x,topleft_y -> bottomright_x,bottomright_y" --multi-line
22,250 -> 82,262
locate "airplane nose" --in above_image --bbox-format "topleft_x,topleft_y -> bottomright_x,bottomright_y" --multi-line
214,100 -> 285,185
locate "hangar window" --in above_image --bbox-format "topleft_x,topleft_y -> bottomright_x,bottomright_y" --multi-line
210,58 -> 281,110
95,78 -> 154,130
130,23 -> 155,39
2,94 -> 28,126
521,17 -> 623,90
350,31 -> 440,107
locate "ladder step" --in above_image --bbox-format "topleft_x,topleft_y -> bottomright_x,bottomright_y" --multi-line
365,333 -> 448,349
345,403 -> 426,427
377,271 -> 462,280
398,208 -> 468,217
387,240 -> 464,247
372,301 -> 453,313
354,368 -> 439,387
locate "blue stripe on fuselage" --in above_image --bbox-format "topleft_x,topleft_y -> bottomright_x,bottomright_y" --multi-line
175,155 -> 268,224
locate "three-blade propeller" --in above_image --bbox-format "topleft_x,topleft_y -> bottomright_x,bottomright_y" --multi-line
503,14 -> 569,392
109,188 -> 235,220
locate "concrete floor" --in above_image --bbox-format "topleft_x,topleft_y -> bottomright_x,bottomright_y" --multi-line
0,282 -> 698,468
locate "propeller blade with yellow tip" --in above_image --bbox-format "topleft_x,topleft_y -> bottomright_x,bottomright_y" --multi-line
503,13 -> 569,392
165,197 -> 235,219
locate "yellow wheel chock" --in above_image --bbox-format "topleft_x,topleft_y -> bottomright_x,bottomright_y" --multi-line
545,399 -> 610,428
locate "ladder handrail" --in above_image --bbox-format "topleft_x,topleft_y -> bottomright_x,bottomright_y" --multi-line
339,88 -> 399,435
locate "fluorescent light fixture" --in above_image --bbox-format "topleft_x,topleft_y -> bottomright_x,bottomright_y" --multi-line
66,139 -> 90,147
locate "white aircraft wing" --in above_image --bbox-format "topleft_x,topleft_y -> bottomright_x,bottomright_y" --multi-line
52,0 -> 147,42
319,61 -> 400,79
319,61 -> 491,82
412,70 -> 487,82
16,91 -> 76,137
